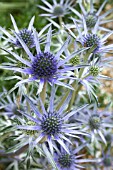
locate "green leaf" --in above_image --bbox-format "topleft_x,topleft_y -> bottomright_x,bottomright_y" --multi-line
0,2 -> 27,10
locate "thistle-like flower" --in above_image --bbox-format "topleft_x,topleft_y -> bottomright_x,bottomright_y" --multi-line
0,26 -> 87,93
54,142 -> 94,170
70,0 -> 113,32
79,54 -> 113,98
70,18 -> 113,54
73,104 -> 113,144
0,15 -> 35,48
38,0 -> 74,18
17,86 -> 88,154
0,88 -> 24,117
70,55 -> 80,66
82,34 -> 101,53
84,54 -> 113,79
68,53 -> 113,101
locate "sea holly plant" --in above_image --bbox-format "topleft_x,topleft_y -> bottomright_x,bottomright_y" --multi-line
38,0 -> 74,18
0,15 -> 35,48
72,104 -> 113,144
0,0 -> 113,169
70,0 -> 113,32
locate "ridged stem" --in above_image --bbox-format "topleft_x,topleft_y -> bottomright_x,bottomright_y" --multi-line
56,89 -> 70,111
67,83 -> 82,111
40,81 -> 47,104
39,82 -> 47,113
59,16 -> 63,28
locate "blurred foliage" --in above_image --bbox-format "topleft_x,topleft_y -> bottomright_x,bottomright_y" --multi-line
0,0 -> 48,30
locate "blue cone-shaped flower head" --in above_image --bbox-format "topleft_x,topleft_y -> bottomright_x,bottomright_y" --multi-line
57,153 -> 75,169
69,18 -> 113,54
1,26 -> 87,93
82,34 -> 101,52
17,86 -> 88,154
88,114 -> 101,130
0,15 -> 35,48
72,104 -> 113,144
31,52 -> 57,79
41,112 -> 62,136
15,28 -> 34,48
70,0 -> 113,32
85,12 -> 97,29
38,0 -> 74,18
54,142 -> 94,170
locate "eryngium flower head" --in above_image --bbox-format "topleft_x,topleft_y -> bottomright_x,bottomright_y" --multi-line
57,153 -> 74,169
70,55 -> 80,66
1,27 -> 86,93
69,18 -> 113,54
54,142 -> 94,170
38,0 -> 74,18
31,52 -> 57,79
83,34 -> 100,52
0,88 -> 24,117
53,5 -> 64,17
0,15 -> 35,48
72,104 -> 113,144
85,12 -> 97,28
89,66 -> 100,77
17,87 -> 88,154
15,28 -> 34,48
70,0 -> 113,32
89,114 -> 101,130
41,112 -> 62,135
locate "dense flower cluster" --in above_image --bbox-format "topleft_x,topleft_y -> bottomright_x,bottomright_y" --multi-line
0,0 -> 113,169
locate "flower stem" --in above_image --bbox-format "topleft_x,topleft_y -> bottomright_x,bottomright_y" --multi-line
55,47 -> 95,112
56,89 -> 70,111
40,82 -> 47,104
67,82 -> 82,111
58,16 -> 63,28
